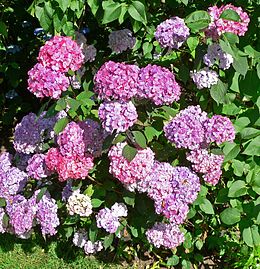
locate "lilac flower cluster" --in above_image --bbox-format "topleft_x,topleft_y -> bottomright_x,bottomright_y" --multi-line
164,105 -> 235,185
26,154 -> 50,180
98,101 -> 138,134
146,222 -> 185,249
155,17 -> 190,49
108,29 -> 136,53
138,64 -> 181,105
96,203 -> 127,234
73,230 -> 103,255
190,68 -> 219,89
28,36 -> 84,99
108,142 -> 155,184
203,44 -> 233,70
0,208 -> 5,233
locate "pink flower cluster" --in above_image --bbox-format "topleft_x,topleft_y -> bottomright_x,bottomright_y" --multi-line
108,142 -> 155,184
94,61 -> 139,101
206,4 -> 250,39
138,64 -> 181,105
98,101 -> 138,134
146,222 -> 185,249
155,17 -> 190,49
45,122 -> 95,181
164,105 -> 235,185
28,36 -> 84,99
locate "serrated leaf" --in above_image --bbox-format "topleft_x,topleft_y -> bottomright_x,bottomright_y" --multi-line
122,144 -> 137,162
132,131 -> 147,149
228,180 -> 247,197
220,9 -> 240,22
220,208 -> 241,225
54,117 -> 69,135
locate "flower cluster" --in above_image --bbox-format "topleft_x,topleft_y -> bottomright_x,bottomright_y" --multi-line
66,190 -> 92,217
108,142 -> 155,184
164,105 -> 235,185
98,101 -> 138,134
146,222 -> 185,249
203,43 -> 233,70
96,203 -> 128,233
26,154 -> 50,180
206,4 -> 250,39
138,64 -> 181,105
190,68 -> 219,89
75,32 -> 96,62
28,36 -> 84,99
155,17 -> 190,49
73,230 -> 103,255
108,29 -> 136,53
94,61 -> 139,101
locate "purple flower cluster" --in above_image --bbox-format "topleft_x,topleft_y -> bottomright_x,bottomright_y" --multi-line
203,44 -> 233,70
73,230 -> 103,255
190,68 -> 219,89
98,101 -> 138,134
96,203 -> 127,234
108,29 -> 136,53
108,142 -> 155,184
26,154 -> 50,180
138,64 -> 181,105
94,61 -> 139,102
155,17 -> 190,49
146,222 -> 184,249
0,208 -> 5,233
164,105 -> 235,185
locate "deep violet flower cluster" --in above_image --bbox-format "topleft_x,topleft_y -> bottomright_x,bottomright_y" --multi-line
94,61 -> 139,101
0,152 -> 28,199
108,142 -> 155,184
203,44 -> 233,70
138,64 -> 181,105
164,105 -> 235,185
66,190 -> 92,217
108,29 -> 136,53
75,32 -> 96,62
155,17 -> 190,49
206,4 -> 250,40
96,203 -> 128,234
28,36 -> 84,99
73,230 -> 103,255
45,122 -> 94,181
26,154 -> 50,180
190,68 -> 219,89
98,101 -> 138,134
146,222 -> 185,249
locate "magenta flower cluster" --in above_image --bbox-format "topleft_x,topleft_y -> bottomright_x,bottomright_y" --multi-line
96,203 -> 128,234
138,64 -> 181,105
164,105 -> 235,185
108,142 -> 155,184
108,29 -> 136,53
155,17 -> 190,49
206,4 -> 250,39
28,36 -> 84,99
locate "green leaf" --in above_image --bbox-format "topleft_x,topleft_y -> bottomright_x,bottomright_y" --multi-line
144,126 -> 161,143
210,80 -> 228,105
91,198 -> 104,208
223,33 -> 239,44
228,180 -> 247,197
89,221 -> 97,242
103,234 -> 114,249
240,128 -> 260,140
223,143 -> 240,162
0,21 -> 8,37
123,191 -> 135,207
187,36 -> 199,52
55,98 -> 67,111
199,198 -> 214,214
132,131 -> 147,149
128,1 -> 147,25
220,208 -> 241,225
220,9 -> 240,22
0,198 -> 6,207
233,56 -> 248,76
84,185 -> 94,197
2,214 -> 9,228
54,117 -> 69,135
167,255 -> 179,266
242,225 -> 260,247
185,10 -> 211,32
102,1 -> 122,24
122,144 -> 137,162
62,21 -> 74,36
57,0 -> 70,12
243,136 -> 260,156
130,226 -> 138,237
36,187 -> 47,202
231,160 -> 244,177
